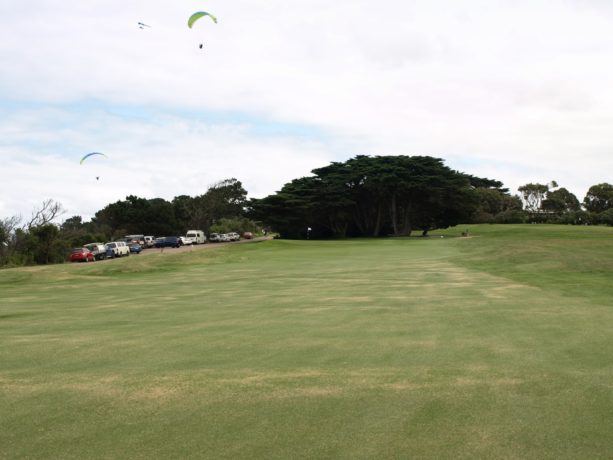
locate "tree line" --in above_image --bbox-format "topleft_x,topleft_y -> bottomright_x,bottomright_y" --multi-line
249,156 -> 613,238
0,179 -> 258,267
250,155 -> 514,238
2,156 -> 612,266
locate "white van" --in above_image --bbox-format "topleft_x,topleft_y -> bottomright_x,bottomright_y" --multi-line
186,230 -> 206,244
106,241 -> 130,257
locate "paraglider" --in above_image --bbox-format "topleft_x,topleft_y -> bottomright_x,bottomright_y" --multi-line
80,153 -> 106,181
187,11 -> 217,49
187,12 -> 217,28
80,152 -> 106,164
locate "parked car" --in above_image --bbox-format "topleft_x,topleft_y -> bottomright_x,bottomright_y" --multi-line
228,232 -> 240,241
125,234 -> 145,246
186,230 -> 206,244
70,247 -> 95,263
179,236 -> 193,246
220,233 -> 231,242
106,241 -> 130,257
209,233 -> 221,243
154,236 -> 181,248
143,236 -> 155,248
84,242 -> 107,260
242,232 -> 253,239
128,242 -> 142,254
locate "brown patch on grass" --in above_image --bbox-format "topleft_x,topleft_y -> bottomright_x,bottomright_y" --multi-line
382,382 -> 427,391
0,374 -> 185,404
454,377 -> 523,386
127,385 -> 180,402
259,386 -> 343,400
481,283 -> 527,299
292,387 -> 342,397
226,370 -> 326,385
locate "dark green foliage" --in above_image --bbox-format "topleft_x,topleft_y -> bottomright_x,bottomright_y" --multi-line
12,224 -> 70,265
0,179 -> 250,268
597,208 -> 613,226
583,183 -> 613,213
196,178 -> 248,232
516,182 -> 584,223
251,155 -> 485,238
542,187 -> 581,213
91,179 -> 248,238
464,174 -> 509,193
494,209 -> 527,224
210,216 -> 260,234
94,195 -> 179,237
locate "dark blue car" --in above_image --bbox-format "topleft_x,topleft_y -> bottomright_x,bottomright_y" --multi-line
154,236 -> 181,248
128,242 -> 142,254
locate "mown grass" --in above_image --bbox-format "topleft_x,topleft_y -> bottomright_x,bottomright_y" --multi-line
1,226 -> 612,459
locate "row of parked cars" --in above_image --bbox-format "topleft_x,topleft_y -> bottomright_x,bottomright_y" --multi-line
209,232 -> 242,242
69,230 -> 253,262
70,241 -> 140,262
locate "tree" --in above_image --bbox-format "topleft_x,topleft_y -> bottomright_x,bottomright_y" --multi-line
0,216 -> 21,266
94,196 -> 179,237
252,155 -> 484,239
542,188 -> 580,213
197,179 -> 248,232
598,208 -> 613,226
27,199 -> 64,229
583,183 -> 613,213
249,177 -> 320,239
29,224 -> 65,265
210,217 -> 260,235
518,183 -> 550,213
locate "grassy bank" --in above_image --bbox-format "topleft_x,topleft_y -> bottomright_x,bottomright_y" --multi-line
1,225 -> 612,458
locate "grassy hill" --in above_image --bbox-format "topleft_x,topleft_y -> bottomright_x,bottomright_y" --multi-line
1,225 -> 612,458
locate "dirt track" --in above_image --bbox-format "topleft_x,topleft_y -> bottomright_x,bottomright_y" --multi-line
135,236 -> 272,257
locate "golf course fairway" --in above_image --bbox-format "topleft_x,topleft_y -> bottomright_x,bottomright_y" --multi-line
1,224 -> 612,459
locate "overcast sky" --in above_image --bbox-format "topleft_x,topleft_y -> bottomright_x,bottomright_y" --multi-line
2,0 -> 612,221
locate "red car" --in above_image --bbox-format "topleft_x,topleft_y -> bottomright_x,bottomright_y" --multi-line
70,247 -> 96,263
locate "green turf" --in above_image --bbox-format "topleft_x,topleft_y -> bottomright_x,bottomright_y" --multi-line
1,226 -> 613,459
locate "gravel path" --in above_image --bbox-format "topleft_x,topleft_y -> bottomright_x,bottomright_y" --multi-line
134,236 -> 272,257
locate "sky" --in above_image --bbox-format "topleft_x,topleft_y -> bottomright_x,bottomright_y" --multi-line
1,0 -> 613,222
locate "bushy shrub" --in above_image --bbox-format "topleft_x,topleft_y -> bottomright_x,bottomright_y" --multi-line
210,217 -> 260,235
494,210 -> 526,224
470,211 -> 495,224
598,209 -> 613,226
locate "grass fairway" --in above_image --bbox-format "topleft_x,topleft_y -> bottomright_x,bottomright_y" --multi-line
1,225 -> 613,459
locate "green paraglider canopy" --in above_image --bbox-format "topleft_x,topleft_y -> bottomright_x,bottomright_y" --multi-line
80,152 -> 106,165
188,11 -> 217,28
